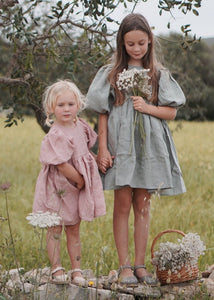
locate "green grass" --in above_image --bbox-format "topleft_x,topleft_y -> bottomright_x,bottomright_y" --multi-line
0,117 -> 214,276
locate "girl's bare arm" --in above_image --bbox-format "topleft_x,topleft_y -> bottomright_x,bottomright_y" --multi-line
57,163 -> 85,189
132,96 -> 177,120
97,113 -> 113,173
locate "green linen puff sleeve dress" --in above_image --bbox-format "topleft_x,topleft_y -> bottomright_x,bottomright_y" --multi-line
87,65 -> 186,196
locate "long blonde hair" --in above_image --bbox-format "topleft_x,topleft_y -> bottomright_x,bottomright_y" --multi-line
108,13 -> 159,106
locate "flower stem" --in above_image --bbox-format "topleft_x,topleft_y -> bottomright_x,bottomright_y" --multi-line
33,228 -> 45,295
5,191 -> 25,292
129,110 -> 138,154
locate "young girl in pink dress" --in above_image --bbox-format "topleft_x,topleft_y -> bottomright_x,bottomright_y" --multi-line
33,79 -> 106,285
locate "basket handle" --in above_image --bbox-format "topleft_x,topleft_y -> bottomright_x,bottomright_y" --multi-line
151,229 -> 185,259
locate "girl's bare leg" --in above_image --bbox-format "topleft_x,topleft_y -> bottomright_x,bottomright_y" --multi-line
133,188 -> 151,277
46,226 -> 64,276
113,187 -> 133,277
65,223 -> 83,279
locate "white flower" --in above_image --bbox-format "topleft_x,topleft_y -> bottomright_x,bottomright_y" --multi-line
26,211 -> 62,228
152,232 -> 206,273
116,68 -> 152,152
116,68 -> 152,99
181,233 -> 206,261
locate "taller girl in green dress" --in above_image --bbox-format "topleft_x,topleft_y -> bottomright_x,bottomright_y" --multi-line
87,13 -> 186,285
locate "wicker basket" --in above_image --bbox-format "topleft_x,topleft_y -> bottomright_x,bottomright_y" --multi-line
151,229 -> 200,285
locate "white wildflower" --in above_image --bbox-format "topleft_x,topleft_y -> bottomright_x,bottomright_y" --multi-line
116,68 -> 152,99
26,211 -> 62,228
152,232 -> 206,273
181,233 -> 206,263
116,68 -> 152,152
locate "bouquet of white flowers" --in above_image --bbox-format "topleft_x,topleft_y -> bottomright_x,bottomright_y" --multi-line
116,68 -> 152,152
116,68 -> 152,98
151,230 -> 206,284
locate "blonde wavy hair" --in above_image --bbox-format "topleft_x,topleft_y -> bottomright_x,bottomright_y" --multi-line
43,79 -> 86,126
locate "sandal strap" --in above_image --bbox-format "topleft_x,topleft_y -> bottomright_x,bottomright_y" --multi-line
51,266 -> 65,275
134,265 -> 146,271
118,265 -> 133,275
70,268 -> 83,275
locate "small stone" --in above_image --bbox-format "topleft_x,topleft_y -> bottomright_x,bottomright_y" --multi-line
6,279 -> 22,291
108,269 -> 118,283
24,267 -> 51,284
202,264 -> 214,278
208,270 -> 214,281
23,282 -> 34,293
83,268 -> 94,278
8,268 -> 24,281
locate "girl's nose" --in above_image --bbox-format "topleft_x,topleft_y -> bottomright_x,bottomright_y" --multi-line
64,105 -> 70,110
133,45 -> 140,52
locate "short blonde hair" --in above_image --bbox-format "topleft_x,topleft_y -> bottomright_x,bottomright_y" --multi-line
43,79 -> 86,115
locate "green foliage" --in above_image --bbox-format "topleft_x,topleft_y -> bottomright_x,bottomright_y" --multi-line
157,33 -> 214,120
158,0 -> 202,14
158,0 -> 202,47
0,0 -> 116,131
0,0 -> 207,131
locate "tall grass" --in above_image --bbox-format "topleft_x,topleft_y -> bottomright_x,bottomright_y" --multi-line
0,117 -> 214,275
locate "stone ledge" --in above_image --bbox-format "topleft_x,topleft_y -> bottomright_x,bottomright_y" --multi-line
1,266 -> 214,299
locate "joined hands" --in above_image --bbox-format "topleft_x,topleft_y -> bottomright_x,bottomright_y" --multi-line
97,150 -> 114,174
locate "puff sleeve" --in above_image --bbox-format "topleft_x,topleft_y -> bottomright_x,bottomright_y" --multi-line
86,65 -> 114,113
79,118 -> 98,149
40,127 -> 74,165
158,69 -> 186,108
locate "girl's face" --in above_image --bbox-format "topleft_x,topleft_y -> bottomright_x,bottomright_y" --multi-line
53,89 -> 78,126
123,30 -> 150,66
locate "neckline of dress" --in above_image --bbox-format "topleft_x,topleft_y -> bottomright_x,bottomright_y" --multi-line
128,65 -> 142,69
54,121 -> 78,130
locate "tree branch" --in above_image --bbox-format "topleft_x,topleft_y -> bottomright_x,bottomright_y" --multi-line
0,76 -> 30,85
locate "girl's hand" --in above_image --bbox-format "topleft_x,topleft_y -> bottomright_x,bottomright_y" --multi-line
76,175 -> 85,190
131,96 -> 149,114
97,149 -> 114,174
99,158 -> 111,174
131,96 -> 177,120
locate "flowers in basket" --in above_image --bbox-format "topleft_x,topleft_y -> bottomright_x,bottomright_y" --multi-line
116,68 -> 152,152
152,233 -> 206,273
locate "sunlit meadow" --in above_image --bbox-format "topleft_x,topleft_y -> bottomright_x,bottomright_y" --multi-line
0,117 -> 214,276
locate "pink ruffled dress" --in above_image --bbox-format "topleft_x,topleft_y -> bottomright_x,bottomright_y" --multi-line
33,118 -> 106,225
